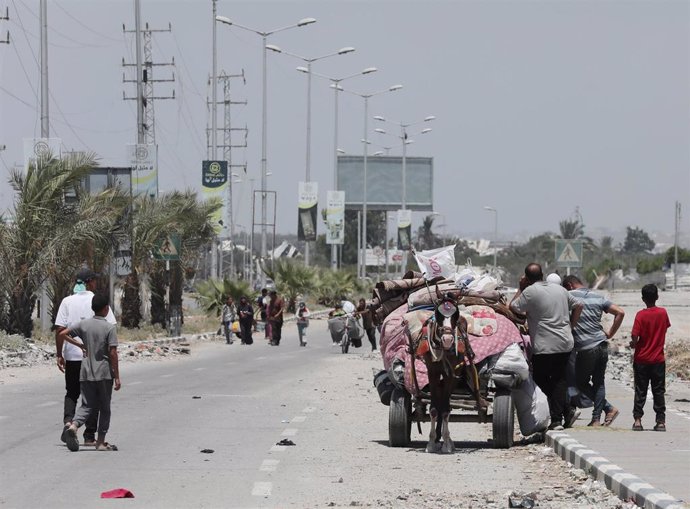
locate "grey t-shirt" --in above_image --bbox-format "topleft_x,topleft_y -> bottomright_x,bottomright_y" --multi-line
569,288 -> 611,351
70,316 -> 118,382
511,281 -> 580,355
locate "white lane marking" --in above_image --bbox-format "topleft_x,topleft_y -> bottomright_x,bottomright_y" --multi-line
259,459 -> 280,472
129,381 -> 142,386
269,445 -> 287,452
160,374 -> 174,378
255,356 -> 267,360
251,482 -> 272,497
292,416 -> 306,423
193,367 -> 206,372
302,407 -> 315,413
35,401 -> 58,408
281,428 -> 298,437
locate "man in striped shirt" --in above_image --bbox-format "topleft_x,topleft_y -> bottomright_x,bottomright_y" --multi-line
562,275 -> 625,427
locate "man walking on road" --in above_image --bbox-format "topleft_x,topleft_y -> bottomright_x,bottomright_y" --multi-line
510,263 -> 583,430
59,293 -> 120,452
562,275 -> 624,427
55,268 -> 116,446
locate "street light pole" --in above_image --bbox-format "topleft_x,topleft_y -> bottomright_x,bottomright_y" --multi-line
267,46 -> 355,267
340,84 -> 403,279
300,67 -> 377,271
216,15 -> 316,283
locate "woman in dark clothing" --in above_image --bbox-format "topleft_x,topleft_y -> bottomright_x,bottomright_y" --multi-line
237,296 -> 254,345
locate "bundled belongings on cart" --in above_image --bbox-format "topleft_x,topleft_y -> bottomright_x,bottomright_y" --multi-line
372,245 -> 549,446
327,314 -> 364,348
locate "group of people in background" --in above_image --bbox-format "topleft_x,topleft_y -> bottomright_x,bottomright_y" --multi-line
510,262 -> 671,432
220,289 -> 285,347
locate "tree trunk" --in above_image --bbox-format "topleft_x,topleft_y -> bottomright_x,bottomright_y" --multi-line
149,262 -> 166,327
121,270 -> 142,328
170,261 -> 184,325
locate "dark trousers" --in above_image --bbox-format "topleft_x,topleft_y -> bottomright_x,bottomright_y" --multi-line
633,362 -> 666,422
64,361 -> 97,440
73,380 -> 114,435
240,320 -> 253,345
532,352 -> 571,424
575,343 -> 611,421
271,320 -> 283,345
366,327 -> 377,350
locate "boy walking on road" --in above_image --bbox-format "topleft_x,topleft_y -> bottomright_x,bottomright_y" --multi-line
630,284 -> 671,432
60,294 -> 121,451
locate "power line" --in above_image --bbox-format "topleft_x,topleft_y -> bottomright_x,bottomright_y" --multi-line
0,83 -> 34,109
53,0 -> 122,43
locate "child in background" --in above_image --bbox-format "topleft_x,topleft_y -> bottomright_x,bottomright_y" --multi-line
630,284 -> 671,432
296,302 -> 310,347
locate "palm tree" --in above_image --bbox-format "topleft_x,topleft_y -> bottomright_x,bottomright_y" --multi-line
262,259 -> 317,313
121,191 -> 221,328
415,215 -> 440,251
0,153 -> 125,337
195,278 -> 256,318
313,268 -> 358,306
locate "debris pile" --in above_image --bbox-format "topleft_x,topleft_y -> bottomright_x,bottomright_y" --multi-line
0,332 -> 54,368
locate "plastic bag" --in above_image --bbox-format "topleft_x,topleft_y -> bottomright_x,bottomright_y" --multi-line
490,343 -> 529,382
231,320 -> 240,334
414,244 -> 456,280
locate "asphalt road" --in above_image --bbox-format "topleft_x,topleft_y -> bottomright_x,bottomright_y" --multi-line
0,321 -> 632,509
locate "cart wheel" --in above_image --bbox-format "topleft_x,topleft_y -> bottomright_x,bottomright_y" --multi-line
389,388 -> 411,447
492,389 -> 514,449
341,333 -> 349,354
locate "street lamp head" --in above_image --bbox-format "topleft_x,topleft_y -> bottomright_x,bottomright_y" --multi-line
484,206 -> 496,212
266,44 -> 282,53
330,83 -> 343,90
336,148 -> 346,154
373,116 -> 385,122
360,139 -> 371,144
389,84 -> 403,92
362,67 -> 377,75
266,171 -> 273,176
296,66 -> 309,73
374,128 -> 386,134
338,46 -> 355,55
424,115 -> 436,122
373,151 -> 384,156
297,17 -> 317,27
404,139 -> 415,145
421,128 -> 432,134
215,15 -> 233,25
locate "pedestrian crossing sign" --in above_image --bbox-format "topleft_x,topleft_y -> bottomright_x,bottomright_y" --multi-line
555,239 -> 583,268
153,234 -> 181,261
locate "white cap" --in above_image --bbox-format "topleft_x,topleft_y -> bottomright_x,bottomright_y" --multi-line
546,273 -> 562,285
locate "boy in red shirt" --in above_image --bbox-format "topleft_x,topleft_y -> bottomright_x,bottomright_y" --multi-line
630,284 -> 671,432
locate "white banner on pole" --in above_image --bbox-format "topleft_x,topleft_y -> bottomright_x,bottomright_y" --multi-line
326,191 -> 345,245
128,143 -> 158,197
23,138 -> 62,170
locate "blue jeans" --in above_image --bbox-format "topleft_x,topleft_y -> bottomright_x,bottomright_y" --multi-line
575,342 -> 613,421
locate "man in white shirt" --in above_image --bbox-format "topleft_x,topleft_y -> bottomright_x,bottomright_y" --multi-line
55,268 -> 116,446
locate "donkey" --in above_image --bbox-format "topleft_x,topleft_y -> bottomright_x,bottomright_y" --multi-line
414,296 -> 480,453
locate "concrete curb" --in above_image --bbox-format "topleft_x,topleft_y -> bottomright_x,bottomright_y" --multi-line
545,431 -> 687,509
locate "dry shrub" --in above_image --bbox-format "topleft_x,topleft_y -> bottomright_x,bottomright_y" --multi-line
667,340 -> 690,380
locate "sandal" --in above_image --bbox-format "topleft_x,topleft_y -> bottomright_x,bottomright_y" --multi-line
96,442 -> 118,451
604,408 -> 620,427
653,422 -> 666,432
632,422 -> 644,431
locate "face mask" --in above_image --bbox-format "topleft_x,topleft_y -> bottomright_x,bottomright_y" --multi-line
73,282 -> 86,293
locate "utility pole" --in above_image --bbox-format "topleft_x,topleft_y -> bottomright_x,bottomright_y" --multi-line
0,6 -> 9,45
674,201 -> 681,290
207,71 -> 248,279
123,20 -> 175,145
38,0 -> 50,331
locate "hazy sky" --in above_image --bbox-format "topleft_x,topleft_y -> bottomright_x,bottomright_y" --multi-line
1,0 -> 688,242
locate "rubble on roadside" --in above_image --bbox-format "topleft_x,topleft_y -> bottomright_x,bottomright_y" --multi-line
0,330 -> 215,369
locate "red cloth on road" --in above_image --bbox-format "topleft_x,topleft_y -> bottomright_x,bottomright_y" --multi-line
101,488 -> 134,498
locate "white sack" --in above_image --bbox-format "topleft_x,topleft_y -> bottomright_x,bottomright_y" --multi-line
512,376 -> 550,436
491,343 -> 529,382
414,244 -> 456,280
